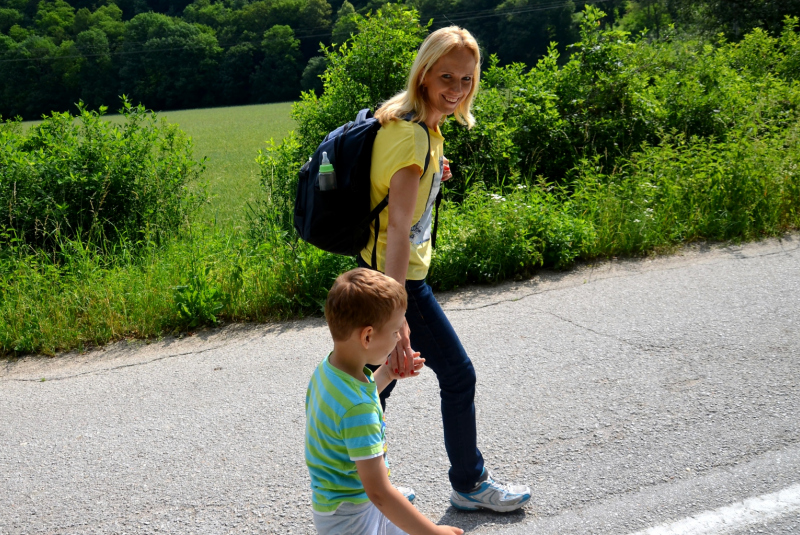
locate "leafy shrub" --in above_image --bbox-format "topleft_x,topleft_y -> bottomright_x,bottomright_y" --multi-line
428,184 -> 595,290
173,261 -> 228,328
444,8 -> 800,188
571,124 -> 800,256
292,4 -> 427,156
254,3 -> 800,292
255,6 -> 426,237
0,98 -> 206,252
254,130 -> 304,237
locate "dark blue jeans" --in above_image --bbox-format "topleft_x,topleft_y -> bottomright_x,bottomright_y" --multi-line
359,258 -> 485,492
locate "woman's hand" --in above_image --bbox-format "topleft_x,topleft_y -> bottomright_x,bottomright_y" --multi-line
387,317 -> 417,378
442,156 -> 452,181
384,352 -> 425,382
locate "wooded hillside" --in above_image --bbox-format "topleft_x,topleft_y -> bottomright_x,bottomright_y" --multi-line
1,0 -> 799,119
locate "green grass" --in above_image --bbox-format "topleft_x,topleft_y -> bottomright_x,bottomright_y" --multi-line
6,99 -> 800,358
159,103 -> 295,226
23,101 -> 296,228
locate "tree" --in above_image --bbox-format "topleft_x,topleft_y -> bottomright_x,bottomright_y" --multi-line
119,13 -> 222,109
0,35 -> 69,117
251,24 -> 302,102
698,0 -> 800,38
616,0 -> 673,39
35,0 -> 75,43
301,55 -> 325,93
293,5 -> 427,152
0,8 -> 23,33
492,0 -> 579,65
220,42 -> 259,103
183,0 -> 231,30
74,28 -> 117,108
331,0 -> 359,45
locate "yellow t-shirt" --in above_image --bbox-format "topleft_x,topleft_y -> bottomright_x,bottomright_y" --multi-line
360,119 -> 445,281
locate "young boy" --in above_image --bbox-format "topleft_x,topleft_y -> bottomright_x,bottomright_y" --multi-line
306,268 -> 464,535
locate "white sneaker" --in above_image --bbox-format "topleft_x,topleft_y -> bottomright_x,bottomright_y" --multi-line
449,470 -> 530,512
397,486 -> 416,503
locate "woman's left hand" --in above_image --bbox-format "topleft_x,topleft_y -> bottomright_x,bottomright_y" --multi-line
442,156 -> 452,181
384,354 -> 425,382
387,317 -> 416,378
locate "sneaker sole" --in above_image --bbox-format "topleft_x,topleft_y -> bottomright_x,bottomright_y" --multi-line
449,496 -> 530,513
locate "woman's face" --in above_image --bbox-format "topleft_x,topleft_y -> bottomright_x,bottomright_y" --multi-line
422,47 -> 477,122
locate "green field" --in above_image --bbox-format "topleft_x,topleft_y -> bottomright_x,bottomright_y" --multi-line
160,103 -> 295,226
24,101 -> 296,227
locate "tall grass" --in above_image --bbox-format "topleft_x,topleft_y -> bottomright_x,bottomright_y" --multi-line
2,122 -> 799,356
0,224 -> 354,356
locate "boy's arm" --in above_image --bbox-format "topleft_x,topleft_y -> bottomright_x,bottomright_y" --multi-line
373,355 -> 425,393
355,456 -> 462,535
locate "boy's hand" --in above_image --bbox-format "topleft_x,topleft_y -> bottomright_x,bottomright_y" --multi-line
384,353 -> 424,381
435,526 -> 463,534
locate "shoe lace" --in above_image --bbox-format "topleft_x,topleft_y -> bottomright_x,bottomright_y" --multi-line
486,475 -> 513,494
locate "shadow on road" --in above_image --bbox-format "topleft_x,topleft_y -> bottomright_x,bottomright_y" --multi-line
438,506 -> 528,533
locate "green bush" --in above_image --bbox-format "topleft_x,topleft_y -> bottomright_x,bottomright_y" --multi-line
8,5 -> 800,357
0,99 -> 206,252
292,5 -> 427,156
428,184 -> 595,290
255,6 -> 426,237
444,9 -> 800,188
571,125 -> 800,256
254,4 -> 800,293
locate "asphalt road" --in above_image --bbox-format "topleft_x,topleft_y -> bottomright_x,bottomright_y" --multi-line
2,236 -> 799,535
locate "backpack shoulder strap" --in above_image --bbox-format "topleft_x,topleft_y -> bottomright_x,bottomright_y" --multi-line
401,113 -> 431,176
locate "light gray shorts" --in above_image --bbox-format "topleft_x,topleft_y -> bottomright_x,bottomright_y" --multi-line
312,501 -> 408,535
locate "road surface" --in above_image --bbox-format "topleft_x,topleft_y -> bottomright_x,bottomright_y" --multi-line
2,235 -> 799,534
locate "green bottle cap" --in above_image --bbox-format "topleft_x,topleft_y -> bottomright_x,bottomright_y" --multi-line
320,151 -> 334,173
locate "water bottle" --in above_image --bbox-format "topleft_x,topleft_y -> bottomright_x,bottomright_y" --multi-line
318,151 -> 337,191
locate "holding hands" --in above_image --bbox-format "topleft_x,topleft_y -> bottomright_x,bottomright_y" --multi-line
384,351 -> 425,382
387,318 -> 420,379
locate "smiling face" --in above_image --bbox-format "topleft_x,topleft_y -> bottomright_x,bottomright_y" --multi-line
421,46 -> 477,126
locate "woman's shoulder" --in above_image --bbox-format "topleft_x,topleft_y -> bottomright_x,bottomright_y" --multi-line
378,118 -> 430,145
379,117 -> 415,134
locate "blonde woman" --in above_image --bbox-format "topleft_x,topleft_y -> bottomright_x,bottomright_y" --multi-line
361,26 -> 532,513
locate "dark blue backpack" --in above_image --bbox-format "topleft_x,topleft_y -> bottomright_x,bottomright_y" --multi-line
293,109 -> 432,268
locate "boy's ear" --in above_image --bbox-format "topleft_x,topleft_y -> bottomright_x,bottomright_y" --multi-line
360,325 -> 373,349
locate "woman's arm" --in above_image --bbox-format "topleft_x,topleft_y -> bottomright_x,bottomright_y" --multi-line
383,164 -> 421,284
383,164 -> 421,377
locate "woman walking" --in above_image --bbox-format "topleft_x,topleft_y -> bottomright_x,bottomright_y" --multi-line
361,26 -> 531,513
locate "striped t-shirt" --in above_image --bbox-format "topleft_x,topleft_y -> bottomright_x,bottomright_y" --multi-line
305,355 -> 388,514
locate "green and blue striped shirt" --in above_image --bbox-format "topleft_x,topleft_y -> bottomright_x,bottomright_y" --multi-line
305,355 -> 388,514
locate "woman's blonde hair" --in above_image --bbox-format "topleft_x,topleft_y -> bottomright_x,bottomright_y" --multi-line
374,26 -> 481,129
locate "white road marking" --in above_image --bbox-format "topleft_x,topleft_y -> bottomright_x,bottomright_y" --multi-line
629,483 -> 800,535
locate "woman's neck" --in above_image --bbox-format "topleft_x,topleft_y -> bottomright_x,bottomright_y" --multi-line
424,111 -> 442,131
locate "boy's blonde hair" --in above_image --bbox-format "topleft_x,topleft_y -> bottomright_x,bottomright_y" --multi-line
374,26 -> 481,129
325,268 -> 407,341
